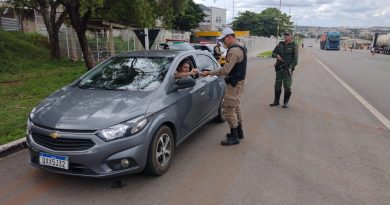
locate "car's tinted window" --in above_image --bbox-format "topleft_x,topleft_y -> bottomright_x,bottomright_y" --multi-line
200,46 -> 211,52
196,54 -> 217,71
78,57 -> 172,91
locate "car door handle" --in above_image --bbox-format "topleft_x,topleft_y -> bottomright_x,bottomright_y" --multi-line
200,90 -> 206,96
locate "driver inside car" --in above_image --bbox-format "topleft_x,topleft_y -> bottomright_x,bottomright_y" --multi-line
174,60 -> 198,79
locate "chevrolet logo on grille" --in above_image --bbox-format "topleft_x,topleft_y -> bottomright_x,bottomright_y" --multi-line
49,132 -> 61,139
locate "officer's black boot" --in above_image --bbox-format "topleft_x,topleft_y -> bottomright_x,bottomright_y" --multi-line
270,90 -> 281,106
237,123 -> 244,139
221,128 -> 240,146
282,91 -> 292,108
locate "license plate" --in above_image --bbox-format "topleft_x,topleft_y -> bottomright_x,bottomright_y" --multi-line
39,152 -> 69,170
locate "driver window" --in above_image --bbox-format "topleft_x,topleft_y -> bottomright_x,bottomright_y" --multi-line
174,58 -> 199,80
196,54 -> 218,72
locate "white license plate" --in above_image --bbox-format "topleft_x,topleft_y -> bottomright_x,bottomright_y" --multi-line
39,152 -> 69,170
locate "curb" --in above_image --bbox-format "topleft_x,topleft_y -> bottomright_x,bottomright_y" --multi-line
0,138 -> 27,158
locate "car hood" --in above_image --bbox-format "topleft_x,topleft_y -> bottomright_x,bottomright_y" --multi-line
31,87 -> 155,130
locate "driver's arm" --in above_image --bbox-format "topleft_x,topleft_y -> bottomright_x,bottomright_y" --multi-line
175,69 -> 198,79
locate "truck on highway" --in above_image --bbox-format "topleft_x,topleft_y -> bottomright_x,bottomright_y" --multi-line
371,33 -> 390,55
320,31 -> 341,50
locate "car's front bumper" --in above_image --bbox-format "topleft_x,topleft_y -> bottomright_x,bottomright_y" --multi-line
26,123 -> 151,178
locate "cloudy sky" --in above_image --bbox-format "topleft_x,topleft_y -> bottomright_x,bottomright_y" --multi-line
193,0 -> 390,27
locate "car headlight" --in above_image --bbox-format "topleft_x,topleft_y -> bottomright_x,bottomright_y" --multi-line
26,118 -> 33,135
29,107 -> 36,119
96,116 -> 149,141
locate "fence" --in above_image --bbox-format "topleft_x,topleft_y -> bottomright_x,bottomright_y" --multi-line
241,36 -> 277,57
58,27 -> 192,62
0,17 -> 21,31
57,26 -> 277,61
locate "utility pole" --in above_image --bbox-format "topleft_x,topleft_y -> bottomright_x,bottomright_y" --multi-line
233,0 -> 235,19
276,0 -> 282,44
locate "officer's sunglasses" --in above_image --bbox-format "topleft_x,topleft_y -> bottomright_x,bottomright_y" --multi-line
221,34 -> 231,42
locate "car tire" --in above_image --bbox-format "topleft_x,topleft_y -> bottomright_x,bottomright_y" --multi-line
144,125 -> 174,176
215,99 -> 226,123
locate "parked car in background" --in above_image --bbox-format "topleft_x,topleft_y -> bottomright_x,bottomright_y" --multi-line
192,43 -> 226,66
26,50 -> 225,178
158,42 -> 194,51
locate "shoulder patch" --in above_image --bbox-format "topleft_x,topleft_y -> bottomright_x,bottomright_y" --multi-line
226,52 -> 232,63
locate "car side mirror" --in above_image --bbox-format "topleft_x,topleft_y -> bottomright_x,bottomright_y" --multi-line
174,77 -> 196,91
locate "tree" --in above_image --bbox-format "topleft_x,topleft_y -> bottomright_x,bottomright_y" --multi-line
232,11 -> 262,35
260,8 -> 293,37
8,0 -> 67,60
232,8 -> 293,37
152,0 -> 189,29
172,1 -> 205,31
62,0 -> 103,69
98,0 -> 190,29
63,0 -> 190,70
36,0 -> 67,60
98,0 -> 156,28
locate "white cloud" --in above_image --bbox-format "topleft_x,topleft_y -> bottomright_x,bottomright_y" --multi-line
193,0 -> 390,27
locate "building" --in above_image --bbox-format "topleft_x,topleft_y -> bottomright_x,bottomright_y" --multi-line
198,4 -> 226,31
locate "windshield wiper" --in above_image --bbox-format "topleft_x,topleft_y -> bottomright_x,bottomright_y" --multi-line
99,85 -> 115,90
78,84 -> 96,90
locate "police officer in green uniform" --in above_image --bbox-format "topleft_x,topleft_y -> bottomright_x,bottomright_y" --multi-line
202,28 -> 247,146
270,31 -> 298,108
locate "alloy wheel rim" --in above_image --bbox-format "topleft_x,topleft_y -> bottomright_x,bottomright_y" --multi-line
156,133 -> 171,167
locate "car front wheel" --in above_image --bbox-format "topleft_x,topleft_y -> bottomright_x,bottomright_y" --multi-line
144,126 -> 174,176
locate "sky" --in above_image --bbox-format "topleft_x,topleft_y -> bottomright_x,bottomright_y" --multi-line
193,0 -> 390,27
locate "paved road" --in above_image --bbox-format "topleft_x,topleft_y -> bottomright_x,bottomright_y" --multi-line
310,46 -> 390,120
1,47 -> 390,205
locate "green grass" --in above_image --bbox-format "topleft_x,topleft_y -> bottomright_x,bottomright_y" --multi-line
0,30 -> 86,145
257,50 -> 273,58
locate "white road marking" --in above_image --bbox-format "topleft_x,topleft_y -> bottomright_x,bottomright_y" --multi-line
314,56 -> 390,130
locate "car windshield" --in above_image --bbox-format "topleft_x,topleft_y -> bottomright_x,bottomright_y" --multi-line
77,56 -> 172,91
328,33 -> 340,41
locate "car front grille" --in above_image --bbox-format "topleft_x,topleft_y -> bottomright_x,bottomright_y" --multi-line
31,132 -> 95,151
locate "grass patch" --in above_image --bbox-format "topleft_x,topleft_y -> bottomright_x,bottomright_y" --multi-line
0,64 -> 85,145
257,50 -> 273,58
0,30 -> 86,145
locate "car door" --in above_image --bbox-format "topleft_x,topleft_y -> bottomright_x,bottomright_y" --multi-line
195,53 -> 223,120
173,55 -> 210,139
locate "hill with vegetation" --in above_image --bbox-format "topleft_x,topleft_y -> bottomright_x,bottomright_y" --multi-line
0,30 -> 85,145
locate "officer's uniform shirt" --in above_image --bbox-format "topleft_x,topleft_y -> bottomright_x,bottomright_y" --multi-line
272,41 -> 298,70
210,46 -> 244,76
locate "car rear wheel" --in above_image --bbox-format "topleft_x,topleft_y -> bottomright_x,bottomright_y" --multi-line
144,126 -> 174,176
215,99 -> 226,123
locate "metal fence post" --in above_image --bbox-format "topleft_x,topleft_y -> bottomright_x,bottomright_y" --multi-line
65,28 -> 70,58
96,31 -> 100,62
127,31 -> 130,51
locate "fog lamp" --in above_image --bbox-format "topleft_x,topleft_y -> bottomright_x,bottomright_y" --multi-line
121,159 -> 130,168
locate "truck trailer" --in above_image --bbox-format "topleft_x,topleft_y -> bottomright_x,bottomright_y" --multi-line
372,33 -> 390,55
